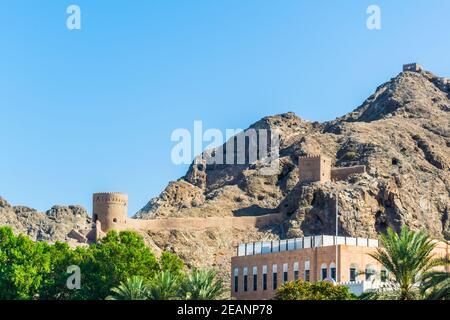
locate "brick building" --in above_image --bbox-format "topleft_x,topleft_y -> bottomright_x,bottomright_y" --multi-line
231,235 -> 449,299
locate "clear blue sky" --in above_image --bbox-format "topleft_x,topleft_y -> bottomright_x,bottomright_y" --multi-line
1,0 -> 449,215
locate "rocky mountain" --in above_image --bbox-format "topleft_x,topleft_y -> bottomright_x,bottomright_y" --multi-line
1,67 -> 449,284
0,196 -> 91,243
134,68 -> 449,279
137,69 -> 449,236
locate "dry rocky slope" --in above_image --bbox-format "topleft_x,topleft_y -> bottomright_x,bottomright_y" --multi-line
135,69 -> 449,281
1,68 -> 449,284
0,197 -> 91,242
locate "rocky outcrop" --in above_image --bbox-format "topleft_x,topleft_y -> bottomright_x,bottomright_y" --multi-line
133,68 -> 449,283
0,197 -> 91,242
1,67 -> 449,286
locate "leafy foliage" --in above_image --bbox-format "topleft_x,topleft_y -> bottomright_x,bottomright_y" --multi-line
159,251 -> 184,275
181,269 -> 225,300
73,231 -> 159,299
368,227 -> 438,300
148,271 -> 181,300
0,227 -> 169,300
420,258 -> 450,300
0,227 -> 52,299
275,280 -> 356,300
106,276 -> 150,300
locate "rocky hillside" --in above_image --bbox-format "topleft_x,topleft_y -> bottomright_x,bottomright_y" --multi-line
1,67 -> 449,285
137,69 -> 449,238
0,197 -> 91,242
135,68 -> 449,280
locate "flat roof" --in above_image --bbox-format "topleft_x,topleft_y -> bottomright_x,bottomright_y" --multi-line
235,235 -> 379,257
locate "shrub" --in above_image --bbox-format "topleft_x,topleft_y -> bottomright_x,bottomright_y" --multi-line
275,280 -> 356,300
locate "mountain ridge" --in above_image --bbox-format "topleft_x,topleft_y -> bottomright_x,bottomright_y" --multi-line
1,66 -> 449,282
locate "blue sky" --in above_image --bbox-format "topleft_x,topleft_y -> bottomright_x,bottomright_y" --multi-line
1,0 -> 449,215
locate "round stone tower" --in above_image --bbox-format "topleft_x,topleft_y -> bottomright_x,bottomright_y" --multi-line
92,192 -> 128,233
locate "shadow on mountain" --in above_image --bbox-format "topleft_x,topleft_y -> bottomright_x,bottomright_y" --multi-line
233,205 -> 277,217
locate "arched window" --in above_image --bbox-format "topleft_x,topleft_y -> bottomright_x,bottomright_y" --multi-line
113,218 -> 118,223
350,264 -> 358,282
304,261 -> 310,282
365,265 -> 376,281
321,263 -> 328,280
330,262 -> 336,281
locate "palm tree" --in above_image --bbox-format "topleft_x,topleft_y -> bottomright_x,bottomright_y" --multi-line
181,269 -> 224,300
148,271 -> 181,300
106,276 -> 150,300
420,257 -> 450,300
369,227 -> 437,300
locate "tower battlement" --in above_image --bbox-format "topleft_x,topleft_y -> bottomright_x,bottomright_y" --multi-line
92,192 -> 128,234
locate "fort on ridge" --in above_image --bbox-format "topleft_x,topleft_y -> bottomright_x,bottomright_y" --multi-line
298,154 -> 366,184
77,154 -> 367,243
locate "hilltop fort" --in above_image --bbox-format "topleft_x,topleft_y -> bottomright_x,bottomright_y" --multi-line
1,63 -> 449,285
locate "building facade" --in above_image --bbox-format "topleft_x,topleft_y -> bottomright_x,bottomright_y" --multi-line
231,235 -> 449,299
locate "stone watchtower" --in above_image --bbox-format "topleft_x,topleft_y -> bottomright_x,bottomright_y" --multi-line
299,155 -> 331,183
92,192 -> 128,233
403,63 -> 423,72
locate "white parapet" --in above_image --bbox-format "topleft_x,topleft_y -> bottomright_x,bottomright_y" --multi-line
236,234 -> 379,257
339,281 -> 386,296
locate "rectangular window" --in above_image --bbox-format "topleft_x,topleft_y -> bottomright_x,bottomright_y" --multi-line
262,265 -> 268,291
283,263 -> 288,283
331,267 -> 336,280
233,268 -> 239,292
350,268 -> 357,282
263,274 -> 267,290
293,262 -> 299,281
244,275 -> 248,291
272,264 -> 278,290
273,273 -> 278,290
243,267 -> 248,292
305,270 -> 310,282
253,266 -> 258,291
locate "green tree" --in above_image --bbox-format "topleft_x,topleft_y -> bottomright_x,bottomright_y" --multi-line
368,227 -> 438,300
39,244 -> 88,300
0,227 -> 53,300
420,257 -> 450,300
70,230 -> 160,300
181,269 -> 225,300
275,280 -> 355,300
106,276 -> 150,300
159,251 -> 184,276
148,271 -> 181,300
